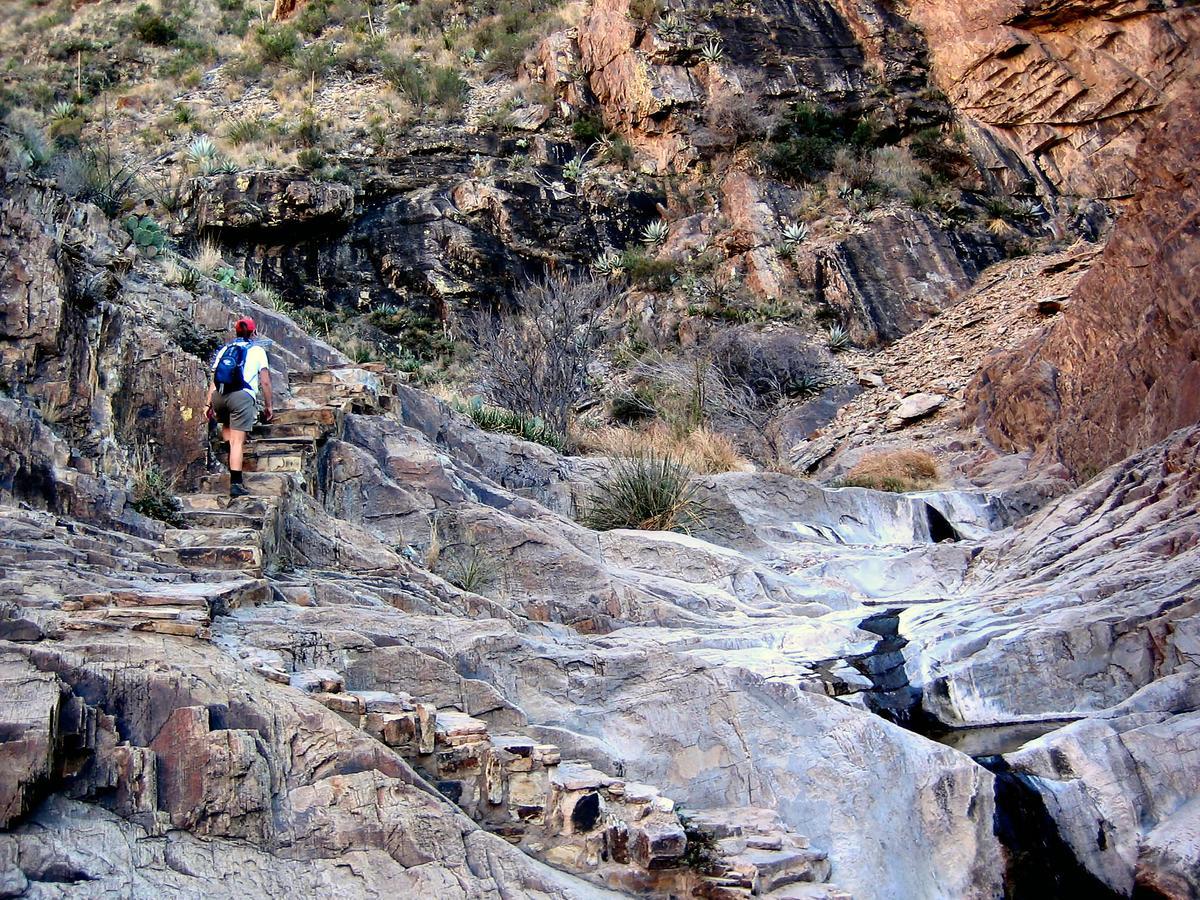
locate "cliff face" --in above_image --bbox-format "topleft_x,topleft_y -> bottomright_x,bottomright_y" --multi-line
908,0 -> 1200,202
966,84 -> 1200,477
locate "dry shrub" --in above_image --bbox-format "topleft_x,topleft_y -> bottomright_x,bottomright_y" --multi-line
581,424 -> 751,475
706,90 -> 766,142
840,449 -> 940,493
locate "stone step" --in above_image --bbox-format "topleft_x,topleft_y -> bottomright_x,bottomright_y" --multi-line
243,436 -> 318,454
177,493 -> 275,515
763,885 -> 853,900
243,453 -> 307,474
722,845 -> 832,894
255,421 -> 331,440
152,545 -> 263,573
62,578 -> 269,617
164,527 -> 261,549
198,472 -> 296,497
267,407 -> 339,428
63,611 -> 211,639
177,508 -> 268,530
434,709 -> 490,746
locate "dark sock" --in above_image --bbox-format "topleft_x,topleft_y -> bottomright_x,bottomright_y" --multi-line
230,470 -> 244,485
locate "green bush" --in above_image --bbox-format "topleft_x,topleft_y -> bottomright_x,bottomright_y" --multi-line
572,116 -> 605,144
292,41 -> 337,80
619,251 -> 676,290
582,451 -> 704,533
130,4 -> 180,45
255,24 -> 300,62
764,102 -> 884,184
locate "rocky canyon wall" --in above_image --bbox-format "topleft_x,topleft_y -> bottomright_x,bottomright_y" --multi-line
966,84 -> 1200,477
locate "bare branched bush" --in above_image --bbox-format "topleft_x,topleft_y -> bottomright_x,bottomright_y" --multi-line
706,90 -> 766,143
468,273 -> 619,436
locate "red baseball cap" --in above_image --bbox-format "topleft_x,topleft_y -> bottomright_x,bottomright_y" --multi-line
234,316 -> 256,335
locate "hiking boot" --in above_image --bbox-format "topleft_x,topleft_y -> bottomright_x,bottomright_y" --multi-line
229,482 -> 250,499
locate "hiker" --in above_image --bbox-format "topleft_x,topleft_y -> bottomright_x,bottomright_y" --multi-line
206,316 -> 273,498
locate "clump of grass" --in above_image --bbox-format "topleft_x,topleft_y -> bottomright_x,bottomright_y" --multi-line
582,451 -> 705,533
129,459 -> 185,526
450,395 -> 566,452
193,239 -> 224,276
226,116 -> 264,146
441,547 -> 494,594
838,449 -> 940,493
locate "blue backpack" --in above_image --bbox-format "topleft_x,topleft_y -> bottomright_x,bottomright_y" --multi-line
214,341 -> 248,393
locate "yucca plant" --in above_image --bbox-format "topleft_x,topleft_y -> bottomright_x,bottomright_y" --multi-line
826,323 -> 851,352
699,38 -> 724,63
641,219 -> 669,247
173,103 -> 195,125
583,451 -> 705,533
442,547 -> 494,594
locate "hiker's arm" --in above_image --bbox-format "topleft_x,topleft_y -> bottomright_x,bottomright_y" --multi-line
205,384 -> 215,419
260,368 -> 273,420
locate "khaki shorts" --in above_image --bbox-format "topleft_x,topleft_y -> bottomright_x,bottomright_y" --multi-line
212,389 -> 259,432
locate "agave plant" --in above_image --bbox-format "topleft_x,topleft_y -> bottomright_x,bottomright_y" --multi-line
641,219 -> 669,247
562,154 -> 587,182
186,135 -> 218,165
826,323 -> 851,352
657,12 -> 685,41
197,154 -> 239,176
49,101 -> 78,123
592,251 -> 625,277
699,38 -> 724,63
782,222 -> 809,248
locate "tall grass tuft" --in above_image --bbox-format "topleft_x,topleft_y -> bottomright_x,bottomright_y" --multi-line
582,451 -> 705,533
837,449 -> 939,493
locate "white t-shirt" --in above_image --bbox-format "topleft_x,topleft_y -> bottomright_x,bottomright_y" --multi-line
212,340 -> 270,398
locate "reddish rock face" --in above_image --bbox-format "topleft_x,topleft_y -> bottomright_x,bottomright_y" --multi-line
908,0 -> 1200,201
967,87 -> 1200,478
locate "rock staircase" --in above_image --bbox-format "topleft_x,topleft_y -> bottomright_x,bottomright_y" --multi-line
277,663 -> 848,899
58,365 -> 399,640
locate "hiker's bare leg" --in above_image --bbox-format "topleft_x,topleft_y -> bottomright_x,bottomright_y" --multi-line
228,428 -> 246,471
